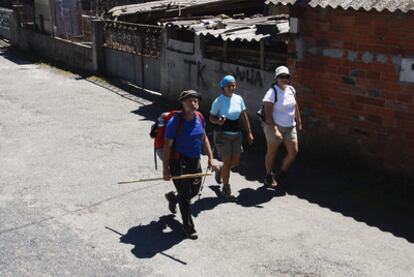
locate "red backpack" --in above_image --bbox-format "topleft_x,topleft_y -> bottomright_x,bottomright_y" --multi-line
150,110 -> 205,169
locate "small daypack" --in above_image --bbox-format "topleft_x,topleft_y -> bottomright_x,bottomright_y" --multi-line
150,110 -> 205,169
257,85 -> 296,122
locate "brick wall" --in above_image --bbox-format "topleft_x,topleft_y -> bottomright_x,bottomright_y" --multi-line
285,6 -> 414,173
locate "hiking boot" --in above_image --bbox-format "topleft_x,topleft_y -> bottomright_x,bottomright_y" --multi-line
264,173 -> 278,188
183,225 -> 198,240
222,184 -> 232,198
215,165 -> 223,184
165,191 -> 177,214
275,171 -> 288,187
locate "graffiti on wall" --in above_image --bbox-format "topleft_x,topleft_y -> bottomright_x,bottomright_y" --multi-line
232,67 -> 263,87
184,59 -> 206,87
183,59 -> 265,88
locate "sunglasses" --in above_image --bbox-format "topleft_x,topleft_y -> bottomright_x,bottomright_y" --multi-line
278,75 -> 290,80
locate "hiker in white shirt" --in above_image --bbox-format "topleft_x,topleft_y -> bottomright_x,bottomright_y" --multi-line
262,66 -> 302,188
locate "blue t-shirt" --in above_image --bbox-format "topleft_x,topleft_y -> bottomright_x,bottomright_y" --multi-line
210,93 -> 246,134
210,94 -> 246,120
165,113 -> 205,159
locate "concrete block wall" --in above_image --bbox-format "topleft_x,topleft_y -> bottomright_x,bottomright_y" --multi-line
15,28 -> 95,72
8,11 -> 96,73
286,6 -> 414,173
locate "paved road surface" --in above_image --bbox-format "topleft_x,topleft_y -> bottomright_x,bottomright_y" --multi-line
1,44 -> 413,276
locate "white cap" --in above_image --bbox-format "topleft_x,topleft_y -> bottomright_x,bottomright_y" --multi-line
275,66 -> 290,79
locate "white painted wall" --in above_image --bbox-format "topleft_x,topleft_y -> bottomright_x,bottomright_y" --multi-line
161,30 -> 275,122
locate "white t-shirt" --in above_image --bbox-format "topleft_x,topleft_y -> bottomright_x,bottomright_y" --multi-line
262,85 -> 297,127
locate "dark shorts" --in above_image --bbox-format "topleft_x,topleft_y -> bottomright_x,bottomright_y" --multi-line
214,131 -> 243,158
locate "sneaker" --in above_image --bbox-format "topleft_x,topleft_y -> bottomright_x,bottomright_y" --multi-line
165,191 -> 177,214
222,184 -> 232,198
215,165 -> 223,184
183,225 -> 198,240
264,173 -> 278,188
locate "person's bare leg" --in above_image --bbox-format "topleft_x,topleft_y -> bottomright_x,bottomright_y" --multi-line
280,140 -> 298,172
230,153 -> 241,169
220,155 -> 233,197
221,155 -> 232,185
265,141 -> 281,175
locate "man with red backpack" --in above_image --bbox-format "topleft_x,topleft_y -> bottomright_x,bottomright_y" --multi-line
162,90 -> 217,239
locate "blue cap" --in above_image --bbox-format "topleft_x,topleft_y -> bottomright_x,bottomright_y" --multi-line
220,75 -> 236,89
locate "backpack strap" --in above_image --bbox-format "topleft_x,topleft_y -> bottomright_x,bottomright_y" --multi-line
175,111 -> 184,135
171,111 -> 184,160
195,111 -> 205,128
272,85 -> 296,101
288,85 -> 297,98
272,85 -> 278,103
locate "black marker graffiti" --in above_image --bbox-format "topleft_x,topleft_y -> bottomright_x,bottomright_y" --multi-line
184,60 -> 205,87
184,60 -> 264,88
233,67 -> 263,87
197,62 -> 206,87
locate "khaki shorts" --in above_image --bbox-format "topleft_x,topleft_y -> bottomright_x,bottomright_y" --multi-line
214,131 -> 243,158
263,123 -> 298,144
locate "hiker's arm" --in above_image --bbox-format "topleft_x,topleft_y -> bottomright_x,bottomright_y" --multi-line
209,114 -> 226,126
209,100 -> 225,126
295,102 -> 302,131
202,132 -> 217,171
162,139 -> 173,181
264,102 -> 275,127
264,102 -> 282,139
241,111 -> 254,145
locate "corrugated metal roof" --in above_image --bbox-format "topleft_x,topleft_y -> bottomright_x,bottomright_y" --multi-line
164,15 -> 290,42
109,0 -> 232,17
264,0 -> 414,13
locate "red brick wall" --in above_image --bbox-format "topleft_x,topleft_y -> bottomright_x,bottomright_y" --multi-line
286,6 -> 414,173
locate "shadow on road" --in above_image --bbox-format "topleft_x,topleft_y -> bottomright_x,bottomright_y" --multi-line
236,185 -> 286,208
191,185 -> 238,217
192,185 -> 224,217
286,165 -> 414,243
0,46 -> 34,65
130,103 -> 164,122
119,215 -> 187,264
232,145 -> 414,243
192,183 -> 286,217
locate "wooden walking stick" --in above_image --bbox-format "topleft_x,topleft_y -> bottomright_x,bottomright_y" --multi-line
118,172 -> 213,184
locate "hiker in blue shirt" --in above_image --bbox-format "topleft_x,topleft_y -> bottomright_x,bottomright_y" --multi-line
163,90 -> 217,240
209,75 -> 254,198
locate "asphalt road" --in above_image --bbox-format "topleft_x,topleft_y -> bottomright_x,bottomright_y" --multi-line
1,44 -> 413,277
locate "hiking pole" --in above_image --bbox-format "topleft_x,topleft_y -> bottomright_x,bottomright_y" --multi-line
118,172 -> 213,184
